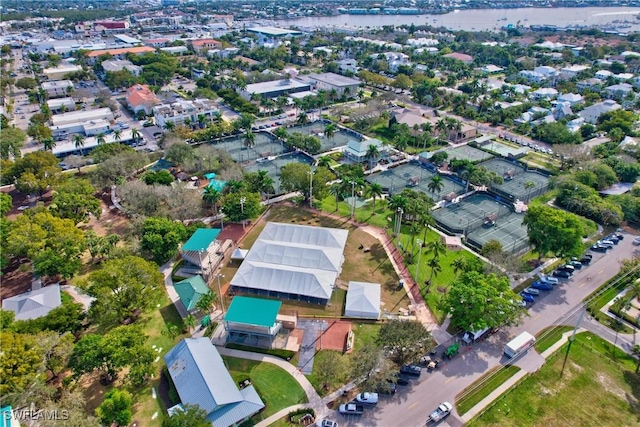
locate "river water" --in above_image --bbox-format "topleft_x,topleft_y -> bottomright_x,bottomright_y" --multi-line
278,7 -> 640,33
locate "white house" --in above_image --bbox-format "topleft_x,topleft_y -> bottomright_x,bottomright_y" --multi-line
560,65 -> 589,79
579,100 -> 621,124
595,69 -> 613,80
154,98 -> 220,129
337,58 -> 358,75
566,117 -> 585,133
530,88 -> 558,100
605,83 -> 634,100
519,70 -> 546,83
41,80 -> 74,98
557,93 -> 583,106
534,66 -> 558,79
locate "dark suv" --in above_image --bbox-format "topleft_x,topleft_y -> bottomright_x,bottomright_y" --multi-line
400,365 -> 422,376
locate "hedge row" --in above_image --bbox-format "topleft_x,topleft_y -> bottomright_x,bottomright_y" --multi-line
225,343 -> 295,360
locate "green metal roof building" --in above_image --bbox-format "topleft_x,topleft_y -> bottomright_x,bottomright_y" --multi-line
180,228 -> 222,272
223,296 -> 282,347
174,275 -> 209,312
183,228 -> 221,252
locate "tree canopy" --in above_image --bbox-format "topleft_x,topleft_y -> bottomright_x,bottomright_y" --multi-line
161,404 -> 210,427
279,163 -> 333,200
96,389 -> 133,427
80,256 -> 164,327
0,127 -> 26,160
443,271 -> 525,332
50,178 -> 101,224
220,190 -> 261,222
0,331 -> 44,398
523,205 -> 584,259
140,217 -> 187,264
376,319 -> 434,365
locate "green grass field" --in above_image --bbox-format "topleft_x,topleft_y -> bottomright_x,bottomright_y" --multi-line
469,332 -> 640,426
456,365 -> 521,415
223,356 -> 308,421
534,325 -> 573,353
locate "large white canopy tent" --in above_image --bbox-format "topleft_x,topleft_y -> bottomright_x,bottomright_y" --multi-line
230,222 -> 348,305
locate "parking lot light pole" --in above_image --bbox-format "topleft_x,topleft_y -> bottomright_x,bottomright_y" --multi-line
240,197 -> 246,230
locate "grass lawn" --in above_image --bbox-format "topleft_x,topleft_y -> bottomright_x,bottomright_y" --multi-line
456,365 -> 521,415
469,332 -> 640,426
223,356 -> 308,421
534,325 -> 574,353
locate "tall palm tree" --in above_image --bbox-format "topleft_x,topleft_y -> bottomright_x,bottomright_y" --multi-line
197,114 -> 207,129
425,256 -> 442,290
435,118 -> 448,140
421,121 -> 433,135
297,112 -> 309,125
387,194 -> 407,212
317,156 -> 332,168
42,138 -> 56,151
426,239 -> 446,262
366,183 -> 384,210
202,186 -> 221,214
324,123 -> 337,141
96,132 -> 106,145
73,134 -> 85,155
131,128 -> 141,144
164,121 -> 175,131
113,129 -> 122,144
244,130 -> 255,148
329,182 -> 343,211
450,257 -> 467,277
427,175 -> 445,198
366,144 -> 380,169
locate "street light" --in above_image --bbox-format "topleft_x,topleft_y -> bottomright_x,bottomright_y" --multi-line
215,273 -> 226,315
219,207 -> 224,231
350,180 -> 357,219
308,170 -> 314,208
240,196 -> 246,230
415,239 -> 423,286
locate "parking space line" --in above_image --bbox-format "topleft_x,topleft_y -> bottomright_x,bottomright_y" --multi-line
408,401 -> 419,410
598,269 -> 604,275
532,314 -> 541,320
445,377 -> 455,384
579,282 -> 586,288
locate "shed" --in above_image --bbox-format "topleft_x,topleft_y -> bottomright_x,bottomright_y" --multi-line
173,275 -> 209,312
344,281 -> 381,319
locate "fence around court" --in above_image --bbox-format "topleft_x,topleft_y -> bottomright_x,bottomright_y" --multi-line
286,120 -> 364,152
243,152 -> 314,195
446,145 -> 494,163
489,171 -> 550,202
366,162 -> 464,200
205,132 -> 289,163
466,213 -> 529,254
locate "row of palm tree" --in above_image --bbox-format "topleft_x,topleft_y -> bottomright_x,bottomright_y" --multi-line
42,126 -> 142,154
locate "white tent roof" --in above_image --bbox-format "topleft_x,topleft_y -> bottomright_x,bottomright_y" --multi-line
345,281 -> 381,319
231,248 -> 249,260
231,222 -> 349,301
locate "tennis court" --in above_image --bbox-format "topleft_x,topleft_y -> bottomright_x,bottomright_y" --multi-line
243,152 -> 314,194
209,132 -> 288,163
478,158 -> 525,177
445,145 -> 493,163
432,193 -> 529,254
478,139 -> 528,158
366,162 -> 464,201
287,121 -> 363,152
490,170 -> 550,201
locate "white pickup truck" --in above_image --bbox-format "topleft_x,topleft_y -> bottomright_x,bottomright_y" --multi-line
427,402 -> 452,423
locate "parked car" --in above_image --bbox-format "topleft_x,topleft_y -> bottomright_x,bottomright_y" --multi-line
553,269 -> 573,279
532,281 -> 554,291
393,374 -> 410,386
568,260 -> 583,269
605,235 -> 619,244
540,276 -> 559,285
634,237 -> 640,246
579,256 -> 592,265
591,244 -> 609,253
558,264 -> 575,273
523,288 -> 540,296
520,292 -> 535,303
598,240 -> 614,249
400,365 -> 421,376
338,403 -> 364,415
316,421 -> 338,427
355,392 -> 379,405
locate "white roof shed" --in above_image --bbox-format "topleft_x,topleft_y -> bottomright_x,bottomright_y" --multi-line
344,281 -> 381,319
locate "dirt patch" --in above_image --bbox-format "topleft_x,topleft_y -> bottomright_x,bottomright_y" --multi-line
0,257 -> 35,300
317,320 -> 352,352
218,222 -> 245,244
84,196 -> 132,237
596,373 -> 627,400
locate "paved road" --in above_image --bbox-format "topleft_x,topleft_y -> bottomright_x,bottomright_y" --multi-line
345,233 -> 638,426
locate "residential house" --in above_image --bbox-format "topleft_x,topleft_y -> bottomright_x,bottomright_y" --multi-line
370,52 -> 410,72
144,37 -> 170,47
633,76 -> 640,88
552,102 -> 573,120
618,135 -> 639,152
337,58 -> 358,75
534,66 -> 557,79
479,64 -> 503,74
595,69 -> 613,80
207,47 -> 240,59
614,73 -> 634,82
102,59 -> 142,76
577,78 -> 602,92
41,80 -> 74,98
179,228 -> 223,276
154,98 -> 220,129
2,284 -> 61,320
579,100 -> 621,124
567,117 -> 585,133
246,27 -> 303,47
518,70 -> 546,84
173,275 -> 209,313
164,338 -> 265,427
42,65 -> 82,80
126,84 -> 160,116
530,87 -> 558,100
511,84 -> 531,94
605,83 -> 634,100
443,52 -> 474,64
189,38 -> 222,54
516,106 -> 549,124
560,65 -> 589,79
407,38 -> 439,47
557,93 -> 583,106
344,137 -> 388,163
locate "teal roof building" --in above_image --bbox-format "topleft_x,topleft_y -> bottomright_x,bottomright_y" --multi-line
174,275 -> 209,312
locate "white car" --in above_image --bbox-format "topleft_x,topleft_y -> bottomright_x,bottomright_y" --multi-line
316,420 -> 338,427
355,392 -> 379,405
633,236 -> 640,246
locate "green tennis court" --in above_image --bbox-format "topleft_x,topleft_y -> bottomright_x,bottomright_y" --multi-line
243,152 -> 314,194
209,132 -> 288,163
446,145 -> 493,163
366,163 -> 464,201
287,121 -> 362,152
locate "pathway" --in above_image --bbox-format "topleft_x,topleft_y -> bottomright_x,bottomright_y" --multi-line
160,260 -> 187,318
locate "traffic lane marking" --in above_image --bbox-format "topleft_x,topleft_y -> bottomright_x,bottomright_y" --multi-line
445,377 -> 454,384
598,269 -> 604,275
408,401 -> 419,410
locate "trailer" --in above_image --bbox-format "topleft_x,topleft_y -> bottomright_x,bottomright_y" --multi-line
462,327 -> 490,344
504,331 -> 535,358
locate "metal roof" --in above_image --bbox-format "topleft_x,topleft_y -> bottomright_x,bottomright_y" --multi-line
182,228 -> 221,252
224,296 -> 281,327
164,338 -> 244,414
345,281 -> 381,319
2,284 -> 61,320
173,275 -> 209,311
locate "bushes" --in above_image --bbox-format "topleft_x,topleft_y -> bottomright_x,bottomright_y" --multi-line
288,408 -> 315,424
163,367 -> 180,406
225,343 -> 295,360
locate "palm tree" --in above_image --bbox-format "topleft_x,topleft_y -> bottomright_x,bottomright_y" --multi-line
366,144 -> 380,169
324,123 -> 337,141
202,187 -> 221,214
357,88 -> 365,102
73,134 -> 85,155
42,138 -> 56,151
366,183 -> 384,210
450,257 -> 466,277
329,182 -> 343,211
195,291 -> 217,314
426,239 -> 446,262
273,127 -> 288,141
387,194 -> 407,212
425,257 -> 442,291
183,117 -> 192,129
427,175 -> 445,198
96,132 -> 106,145
197,114 -> 207,129
164,121 -> 175,131
317,156 -> 332,168
184,314 -> 196,333
113,129 -> 122,143
632,345 -> 640,373
131,128 -> 141,144
421,121 -> 433,135
244,130 -> 255,148
297,112 -> 309,125
394,137 -> 408,152
435,118 -> 448,140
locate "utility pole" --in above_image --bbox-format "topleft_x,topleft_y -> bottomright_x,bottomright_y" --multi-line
350,180 -> 356,219
308,170 -> 314,208
560,306 -> 585,378
240,196 -> 246,230
415,239 -> 423,286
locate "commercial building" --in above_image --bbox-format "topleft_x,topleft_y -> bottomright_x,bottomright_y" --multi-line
52,129 -> 136,157
144,37 -> 170,47
153,98 -> 220,129
164,338 -> 265,427
126,84 -> 160,115
101,59 -> 142,76
239,79 -> 311,100
160,46 -> 189,55
297,73 -> 361,98
223,296 -> 282,347
230,222 -> 349,305
41,80 -> 74,98
189,38 -> 222,53
42,65 -> 82,80
86,46 -> 156,63
47,97 -> 76,113
49,108 -> 115,138
246,27 -> 303,46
